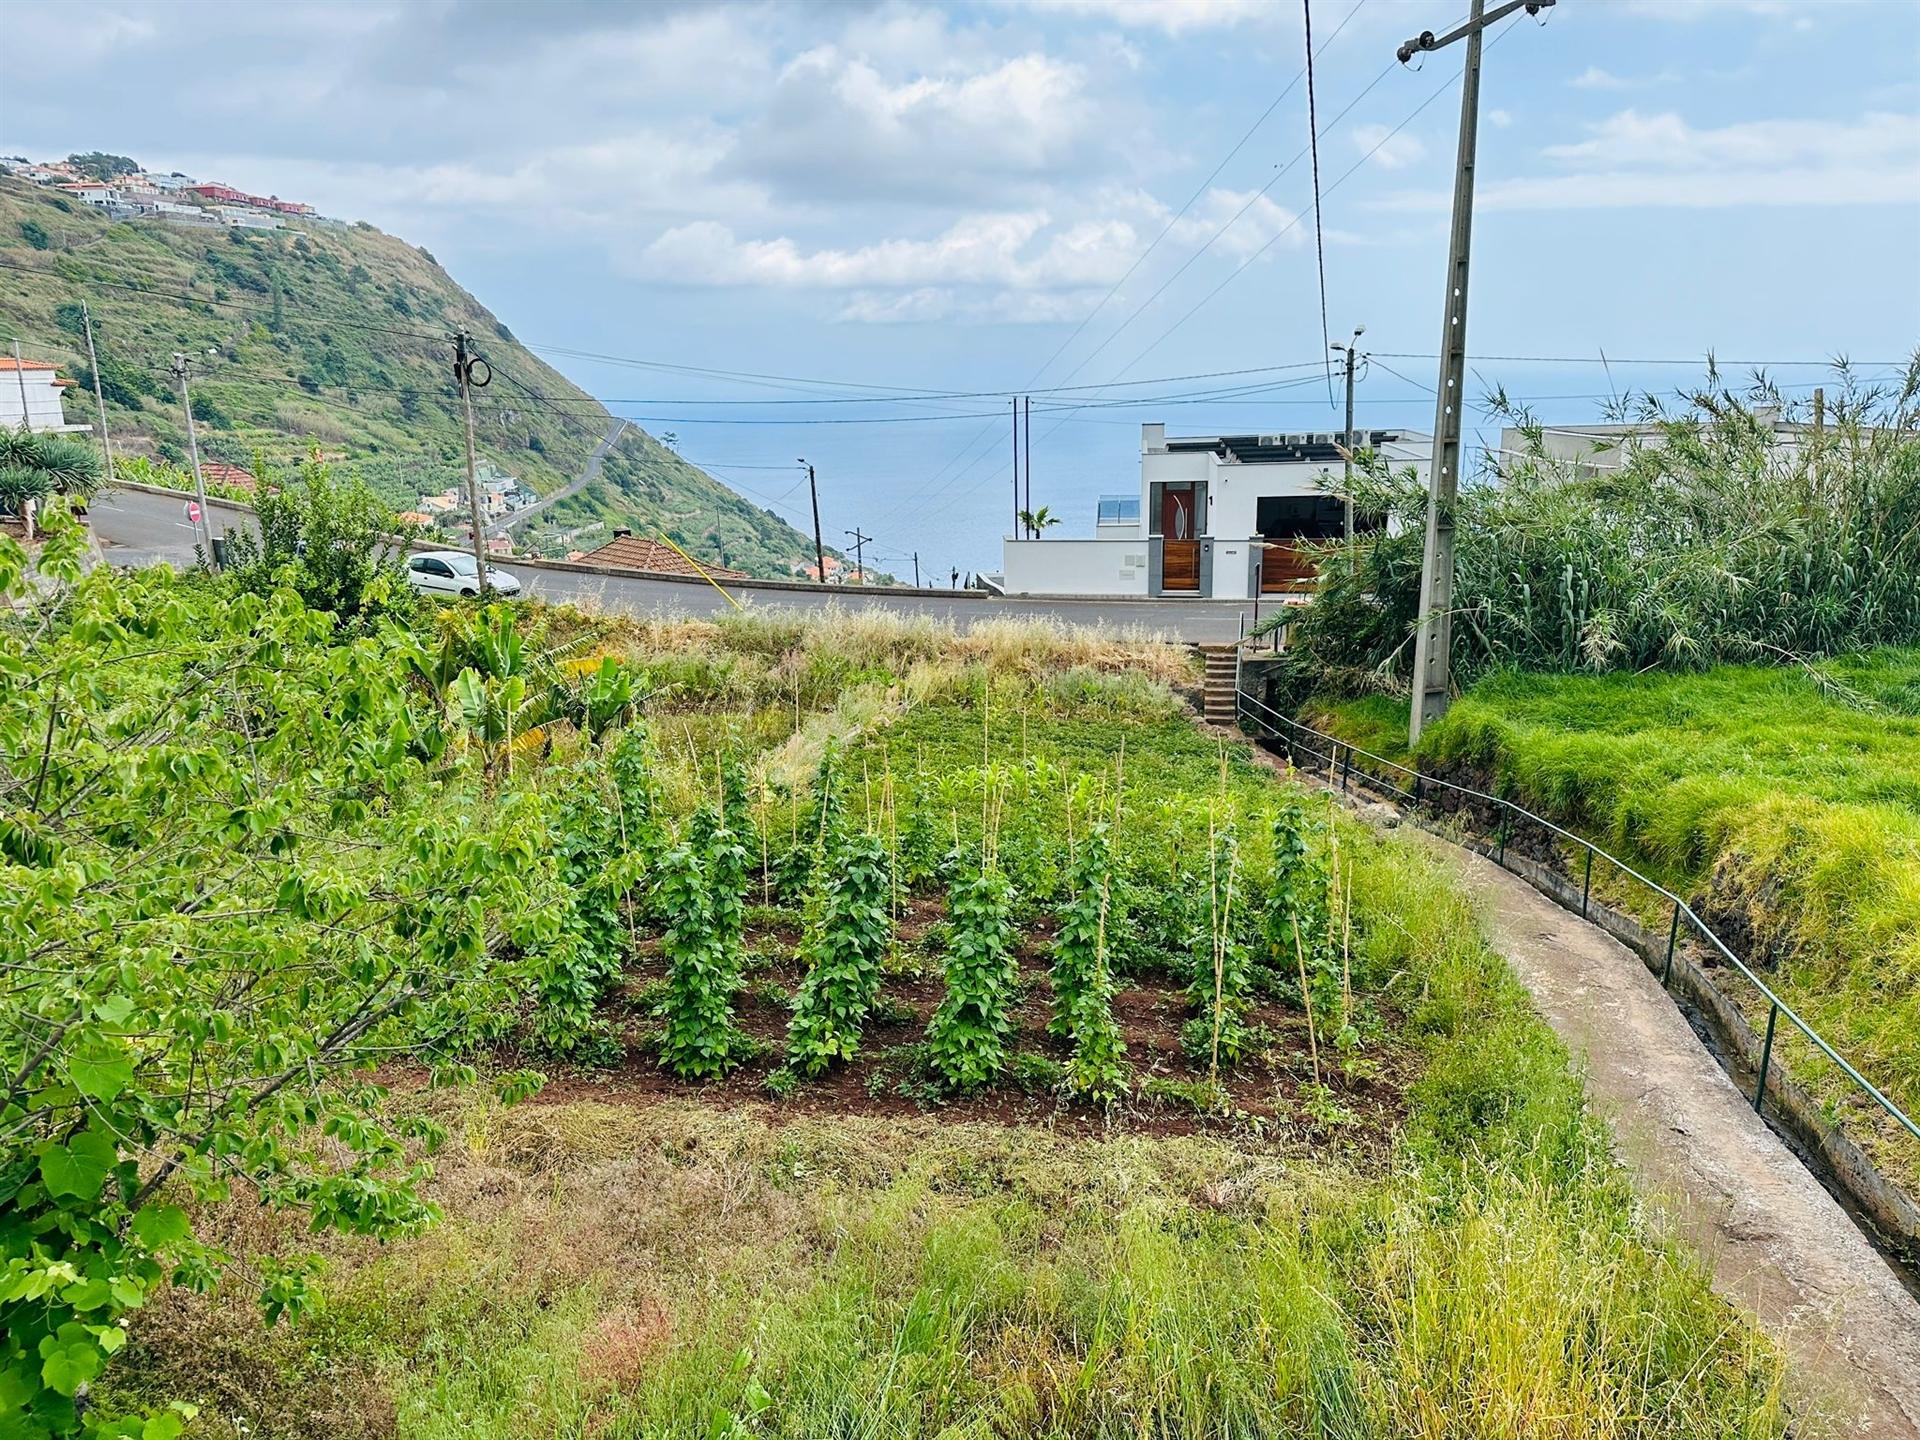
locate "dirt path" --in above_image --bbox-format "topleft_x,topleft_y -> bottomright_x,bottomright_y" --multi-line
1443,838 -> 1920,1438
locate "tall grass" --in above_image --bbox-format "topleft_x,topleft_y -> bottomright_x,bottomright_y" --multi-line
1281,359 -> 1920,698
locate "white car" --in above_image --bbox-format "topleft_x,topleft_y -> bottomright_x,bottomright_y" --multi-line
405,551 -> 523,598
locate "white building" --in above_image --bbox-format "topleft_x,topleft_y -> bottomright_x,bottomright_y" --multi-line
1001,423 -> 1430,600
0,358 -> 91,434
58,182 -> 118,207
214,204 -> 280,229
1496,411 -> 1831,478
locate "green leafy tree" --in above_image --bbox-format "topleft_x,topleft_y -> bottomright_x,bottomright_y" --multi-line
926,868 -> 1019,1091
64,152 -> 138,181
785,832 -> 894,1075
0,509 -> 562,1436
224,455 -> 412,624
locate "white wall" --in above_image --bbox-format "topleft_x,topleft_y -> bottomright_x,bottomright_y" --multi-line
0,372 -> 84,433
1205,460 -> 1337,541
1001,538 -> 1150,597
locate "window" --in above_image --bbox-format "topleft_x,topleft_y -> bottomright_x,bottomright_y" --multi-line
1256,494 -> 1375,540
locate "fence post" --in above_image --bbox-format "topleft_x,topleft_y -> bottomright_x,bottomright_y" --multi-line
1341,746 -> 1351,793
1412,772 -> 1422,806
1496,808 -> 1509,866
1580,849 -> 1594,917
1662,901 -> 1681,986
1753,1002 -> 1779,1114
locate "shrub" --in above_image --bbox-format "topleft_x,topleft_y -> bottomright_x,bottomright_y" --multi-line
1279,359 -> 1920,696
223,455 -> 413,624
926,868 -> 1019,1091
19,218 -> 49,250
785,832 -> 894,1075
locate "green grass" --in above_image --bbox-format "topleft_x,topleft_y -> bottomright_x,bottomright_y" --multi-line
95,611 -> 1793,1439
1311,649 -> 1920,1188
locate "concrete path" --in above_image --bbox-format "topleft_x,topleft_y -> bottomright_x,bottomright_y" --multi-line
1445,839 -> 1920,1438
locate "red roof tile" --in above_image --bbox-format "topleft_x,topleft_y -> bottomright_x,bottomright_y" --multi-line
576,536 -> 747,581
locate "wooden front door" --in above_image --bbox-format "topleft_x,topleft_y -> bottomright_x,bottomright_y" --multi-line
1158,485 -> 1201,592
1162,539 -> 1200,592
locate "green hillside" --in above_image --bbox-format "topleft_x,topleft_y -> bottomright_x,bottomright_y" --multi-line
0,175 -> 823,576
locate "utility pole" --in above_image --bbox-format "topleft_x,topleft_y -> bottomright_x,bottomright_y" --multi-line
171,352 -> 212,555
798,458 -> 825,583
844,528 -> 870,586
1332,325 -> 1365,542
1401,0 -> 1555,746
451,332 -> 492,596
1023,395 -> 1031,534
1013,397 -> 1029,545
912,552 -> 920,588
80,302 -> 114,479
1811,386 -> 1825,490
10,338 -> 31,430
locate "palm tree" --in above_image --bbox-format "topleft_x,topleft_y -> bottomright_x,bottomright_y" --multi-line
0,430 -> 103,541
1017,505 -> 1060,538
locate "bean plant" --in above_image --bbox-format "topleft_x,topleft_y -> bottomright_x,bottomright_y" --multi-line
1052,824 -> 1128,1102
926,868 -> 1020,1091
655,804 -> 751,1079
784,832 -> 894,1075
1185,822 -> 1254,1074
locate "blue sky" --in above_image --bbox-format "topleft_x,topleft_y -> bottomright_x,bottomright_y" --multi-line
4,0 -> 1918,577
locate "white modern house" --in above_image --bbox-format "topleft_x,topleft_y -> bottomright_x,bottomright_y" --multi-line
1496,410 -> 1837,478
0,358 -> 91,434
1000,422 -> 1430,600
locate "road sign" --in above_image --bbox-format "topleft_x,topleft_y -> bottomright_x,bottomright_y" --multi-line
185,499 -> 202,526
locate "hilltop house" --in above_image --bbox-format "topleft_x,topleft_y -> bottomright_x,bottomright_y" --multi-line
1000,422 -> 1430,600
0,358 -> 91,434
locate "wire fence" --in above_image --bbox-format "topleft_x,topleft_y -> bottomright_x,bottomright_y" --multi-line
1234,686 -> 1920,1148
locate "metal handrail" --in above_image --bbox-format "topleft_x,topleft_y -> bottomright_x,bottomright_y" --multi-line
1235,687 -> 1920,1145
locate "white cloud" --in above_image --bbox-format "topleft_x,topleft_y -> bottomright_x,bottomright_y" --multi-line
636,211 -> 1144,291
1017,0 -> 1281,33
728,45 -> 1123,204
1488,109 -> 1513,128
1350,123 -> 1426,170
1542,109 -> 1918,172
1371,109 -> 1920,212
1571,66 -> 1632,91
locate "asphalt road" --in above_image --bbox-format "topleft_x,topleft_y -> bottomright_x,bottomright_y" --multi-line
486,416 -> 625,535
87,486 -> 1255,641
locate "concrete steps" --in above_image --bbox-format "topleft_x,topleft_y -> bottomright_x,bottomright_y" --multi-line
1196,643 -> 1240,726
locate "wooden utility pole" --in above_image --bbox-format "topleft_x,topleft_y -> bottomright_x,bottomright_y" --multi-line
1402,0 -> 1556,746
912,552 -> 920,588
171,352 -> 213,555
844,527 -> 870,586
798,459 -> 825,582
1013,395 -> 1029,541
451,331 -> 491,596
10,338 -> 30,429
1333,325 -> 1365,542
80,302 -> 113,478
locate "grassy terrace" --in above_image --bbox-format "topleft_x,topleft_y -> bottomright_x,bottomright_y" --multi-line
79,605 -> 1794,1438
1309,649 -> 1920,1191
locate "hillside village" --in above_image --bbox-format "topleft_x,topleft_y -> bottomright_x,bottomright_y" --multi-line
1,153 -> 333,231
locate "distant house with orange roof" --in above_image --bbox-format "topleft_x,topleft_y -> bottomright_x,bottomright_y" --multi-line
576,531 -> 747,581
197,461 -> 257,493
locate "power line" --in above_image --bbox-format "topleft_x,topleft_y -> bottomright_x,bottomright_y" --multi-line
1303,0 -> 1335,404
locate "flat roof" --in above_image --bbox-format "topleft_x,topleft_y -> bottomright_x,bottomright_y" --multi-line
1161,430 -> 1430,464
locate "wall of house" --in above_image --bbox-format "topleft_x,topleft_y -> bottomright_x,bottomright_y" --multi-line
1001,538 -> 1151,597
0,376 -> 82,433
